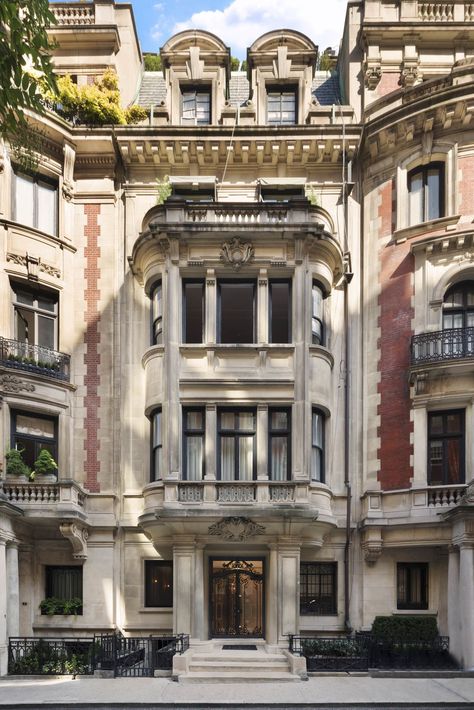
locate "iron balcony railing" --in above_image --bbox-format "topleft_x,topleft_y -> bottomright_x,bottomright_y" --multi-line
411,327 -> 474,365
0,337 -> 70,381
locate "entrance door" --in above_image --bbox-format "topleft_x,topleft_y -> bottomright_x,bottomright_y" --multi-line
210,559 -> 264,637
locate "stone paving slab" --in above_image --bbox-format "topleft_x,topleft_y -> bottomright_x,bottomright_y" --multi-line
0,676 -> 474,708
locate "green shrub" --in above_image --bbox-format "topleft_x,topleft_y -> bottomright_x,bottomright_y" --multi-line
302,638 -> 360,657
5,448 -> 30,478
144,53 -> 162,71
34,449 -> 58,477
371,615 -> 438,642
39,597 -> 82,615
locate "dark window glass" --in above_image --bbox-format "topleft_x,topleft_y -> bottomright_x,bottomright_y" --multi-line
151,410 -> 162,481
428,410 -> 464,485
300,562 -> 337,615
13,170 -> 58,236
312,282 -> 324,345
443,282 -> 474,332
269,408 -> 291,481
183,280 -> 204,343
408,163 -> 444,225
151,282 -> 163,345
267,89 -> 296,125
181,89 -> 210,125
145,560 -> 173,607
397,563 -> 428,610
311,409 -> 325,482
218,282 -> 255,344
12,410 -> 57,471
45,566 -> 82,609
183,407 -> 205,480
269,281 -> 291,343
218,409 -> 256,480
12,283 -> 58,351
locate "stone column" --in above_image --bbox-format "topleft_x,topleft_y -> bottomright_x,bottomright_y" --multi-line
447,545 -> 460,662
277,541 -> 301,644
205,270 -> 216,344
459,543 -> 474,669
266,544 -> 279,646
6,543 -> 19,639
173,543 -> 195,636
193,544 -> 205,641
0,540 -> 7,675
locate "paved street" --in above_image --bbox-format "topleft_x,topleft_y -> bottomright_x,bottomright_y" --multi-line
1,675 -> 474,708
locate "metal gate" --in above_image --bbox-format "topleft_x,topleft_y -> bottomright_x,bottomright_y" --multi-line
93,633 -> 189,677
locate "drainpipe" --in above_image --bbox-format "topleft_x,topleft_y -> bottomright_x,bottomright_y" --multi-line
343,271 -> 352,633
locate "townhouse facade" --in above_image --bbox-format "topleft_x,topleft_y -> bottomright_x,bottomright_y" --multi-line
1,0 -> 474,678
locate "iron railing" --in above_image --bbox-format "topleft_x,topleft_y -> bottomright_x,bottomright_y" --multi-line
0,337 -> 70,381
289,636 -> 369,671
8,637 -> 94,675
411,327 -> 474,365
93,632 -> 189,677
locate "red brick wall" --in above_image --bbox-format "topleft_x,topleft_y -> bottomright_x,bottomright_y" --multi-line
376,180 -> 414,490
459,156 -> 474,215
84,204 -> 101,493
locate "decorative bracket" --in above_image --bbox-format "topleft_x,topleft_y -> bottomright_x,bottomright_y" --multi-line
60,522 -> 89,560
362,528 -> 383,566
364,61 -> 382,90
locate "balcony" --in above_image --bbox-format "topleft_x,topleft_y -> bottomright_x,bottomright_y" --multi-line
411,327 -> 474,366
362,483 -> 467,522
0,338 -> 70,382
0,479 -> 86,521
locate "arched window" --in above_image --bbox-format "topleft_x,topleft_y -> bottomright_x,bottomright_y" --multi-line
443,281 -> 474,330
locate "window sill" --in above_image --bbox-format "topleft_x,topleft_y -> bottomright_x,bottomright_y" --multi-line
139,607 -> 173,613
179,343 -> 295,350
392,215 -> 460,244
392,609 -> 436,615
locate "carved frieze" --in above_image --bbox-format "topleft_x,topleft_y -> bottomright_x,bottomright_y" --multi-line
0,375 -> 35,394
217,485 -> 255,503
220,238 -> 254,271
208,516 -> 265,541
6,253 -> 61,279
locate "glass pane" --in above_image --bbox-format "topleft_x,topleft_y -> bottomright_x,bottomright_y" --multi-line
312,318 -> 322,345
182,91 -> 196,120
270,282 -> 290,343
196,92 -> 210,124
146,562 -> 172,607
184,282 -> 204,343
311,447 -> 322,481
15,436 -> 36,469
186,436 -> 203,481
154,447 -> 162,479
153,412 -> 162,446
220,412 -> 235,430
428,440 -> 443,485
271,410 -> 288,430
37,181 -> 57,234
427,169 -> 440,221
16,414 -> 55,439
446,413 -> 462,434
15,173 -> 34,227
447,439 -> 462,484
397,566 -> 407,605
37,295 -> 56,313
409,172 -> 423,225
152,284 -> 162,320
312,284 -> 323,319
271,436 -> 288,480
312,412 -> 323,446
15,290 -> 34,306
50,568 -> 82,600
238,412 -> 254,431
238,436 -> 253,480
15,307 -> 34,343
220,437 -> 235,480
467,288 -> 474,307
187,410 -> 203,430
429,414 -> 443,435
38,315 -> 55,349
410,567 -> 422,604
220,283 -> 254,344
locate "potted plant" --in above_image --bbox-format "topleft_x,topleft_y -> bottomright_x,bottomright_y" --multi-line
33,449 -> 58,481
39,597 -> 83,616
5,448 -> 31,481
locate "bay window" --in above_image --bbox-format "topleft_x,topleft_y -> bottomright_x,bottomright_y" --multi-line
218,409 -> 256,480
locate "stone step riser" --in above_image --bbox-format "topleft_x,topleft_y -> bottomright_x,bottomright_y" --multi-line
189,664 -> 290,673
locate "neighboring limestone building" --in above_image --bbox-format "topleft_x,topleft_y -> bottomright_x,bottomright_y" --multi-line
1,0 -> 474,679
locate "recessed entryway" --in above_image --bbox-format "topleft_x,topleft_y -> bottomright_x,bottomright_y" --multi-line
209,558 -> 264,637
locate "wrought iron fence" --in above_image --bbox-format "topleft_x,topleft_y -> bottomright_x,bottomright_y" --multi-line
0,338 -> 70,381
8,637 -> 94,675
411,327 -> 474,365
364,635 -> 457,670
289,635 -> 369,671
93,632 -> 189,677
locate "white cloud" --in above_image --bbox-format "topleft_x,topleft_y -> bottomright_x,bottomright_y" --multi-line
172,0 -> 348,56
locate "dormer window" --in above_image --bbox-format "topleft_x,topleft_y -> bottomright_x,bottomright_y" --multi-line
181,87 -> 211,125
267,87 -> 297,125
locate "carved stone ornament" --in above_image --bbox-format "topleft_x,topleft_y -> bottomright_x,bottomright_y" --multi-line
364,64 -> 382,90
220,238 -> 254,271
460,480 -> 474,505
6,253 -> 61,279
59,522 -> 89,560
401,65 -> 420,88
208,516 -> 265,541
0,375 -> 35,393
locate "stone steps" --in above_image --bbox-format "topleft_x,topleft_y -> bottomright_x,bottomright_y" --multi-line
176,647 -> 303,683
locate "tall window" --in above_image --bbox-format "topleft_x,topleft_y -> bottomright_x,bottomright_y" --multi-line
269,408 -> 291,481
183,407 -> 205,480
397,563 -> 428,610
151,282 -> 163,345
181,88 -> 211,125
218,281 -> 255,344
311,409 -> 325,482
13,170 -> 58,236
428,410 -> 464,485
218,409 -> 256,481
183,280 -> 204,343
443,282 -> 474,330
145,560 -> 173,607
45,566 -> 82,612
12,411 -> 57,471
267,88 -> 296,125
312,282 -> 324,345
12,284 -> 58,350
408,163 -> 444,225
151,409 -> 163,481
269,280 -> 291,343
300,562 -> 337,615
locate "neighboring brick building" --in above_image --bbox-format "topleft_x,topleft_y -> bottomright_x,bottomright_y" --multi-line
1,0 -> 474,680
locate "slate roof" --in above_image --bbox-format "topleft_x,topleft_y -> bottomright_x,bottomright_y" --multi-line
136,70 -> 341,109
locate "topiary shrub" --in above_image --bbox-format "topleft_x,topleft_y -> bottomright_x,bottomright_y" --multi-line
371,615 -> 439,642
5,448 -> 30,478
34,449 -> 58,477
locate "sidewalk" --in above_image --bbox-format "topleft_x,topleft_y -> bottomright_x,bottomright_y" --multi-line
1,676 -> 474,708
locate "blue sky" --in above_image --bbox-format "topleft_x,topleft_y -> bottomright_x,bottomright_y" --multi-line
130,0 -> 348,58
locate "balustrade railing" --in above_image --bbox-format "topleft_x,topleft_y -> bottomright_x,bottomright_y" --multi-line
466,2 -> 474,19
427,485 -> 465,507
173,480 -> 303,505
0,481 -> 85,507
418,2 -> 454,20
0,337 -> 70,381
217,484 -> 256,503
411,327 -> 474,365
51,4 -> 95,25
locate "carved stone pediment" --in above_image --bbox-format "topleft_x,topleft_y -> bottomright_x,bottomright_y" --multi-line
208,516 -> 265,541
220,238 -> 254,271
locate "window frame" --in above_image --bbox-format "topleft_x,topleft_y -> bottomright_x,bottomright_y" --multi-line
268,407 -> 291,481
266,84 -> 298,126
311,408 -> 325,483
427,409 -> 465,486
45,565 -> 83,612
397,562 -> 429,611
144,559 -> 173,608
12,167 -> 59,236
217,407 -> 257,481
442,281 -> 474,331
300,561 -> 337,616
182,279 -> 205,344
180,85 -> 211,126
11,409 -> 58,472
150,408 -> 163,482
182,406 -> 205,481
217,280 -> 256,345
407,162 -> 445,226
150,281 -> 163,345
312,281 -> 325,346
11,281 -> 59,351
269,279 -> 292,344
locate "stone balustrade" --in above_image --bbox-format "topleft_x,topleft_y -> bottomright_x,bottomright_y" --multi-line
418,2 -> 455,21
0,480 -> 86,509
362,484 -> 467,521
50,4 -> 95,25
